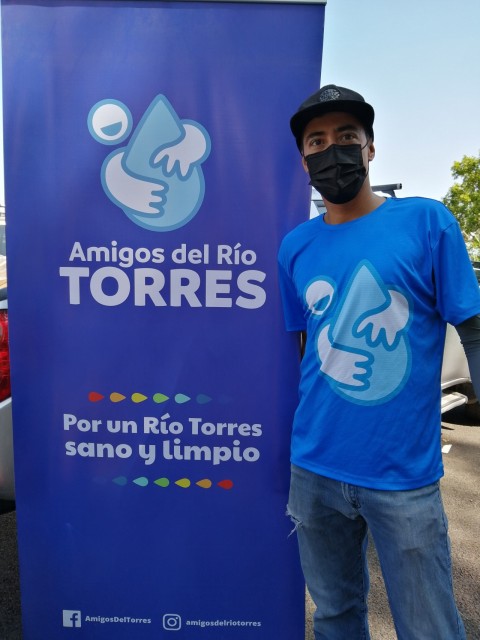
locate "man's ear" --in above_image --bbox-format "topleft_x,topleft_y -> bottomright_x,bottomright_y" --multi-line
367,141 -> 375,162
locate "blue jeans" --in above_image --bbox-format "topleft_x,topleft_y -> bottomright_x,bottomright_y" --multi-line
287,464 -> 466,640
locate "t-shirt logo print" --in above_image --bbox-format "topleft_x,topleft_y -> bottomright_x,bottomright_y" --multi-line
305,260 -> 412,405
88,95 -> 211,232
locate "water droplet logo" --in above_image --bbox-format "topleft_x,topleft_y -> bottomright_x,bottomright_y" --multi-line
88,95 -> 211,231
305,261 -> 412,405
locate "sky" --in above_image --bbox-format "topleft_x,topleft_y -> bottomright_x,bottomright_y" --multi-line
320,0 -> 480,201
0,0 -> 478,204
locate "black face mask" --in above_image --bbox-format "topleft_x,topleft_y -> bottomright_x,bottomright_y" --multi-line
305,142 -> 368,205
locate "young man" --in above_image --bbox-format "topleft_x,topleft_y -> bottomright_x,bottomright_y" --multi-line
278,84 -> 480,639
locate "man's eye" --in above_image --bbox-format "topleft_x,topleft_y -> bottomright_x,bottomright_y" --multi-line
339,133 -> 357,143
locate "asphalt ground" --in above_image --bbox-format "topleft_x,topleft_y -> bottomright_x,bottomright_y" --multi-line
0,502 -> 20,640
1,407 -> 479,640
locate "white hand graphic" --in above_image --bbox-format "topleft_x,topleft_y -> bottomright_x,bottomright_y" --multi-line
104,152 -> 166,215
152,124 -> 208,178
317,325 -> 373,388
355,290 -> 409,348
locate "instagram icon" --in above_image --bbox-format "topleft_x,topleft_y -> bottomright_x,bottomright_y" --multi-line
163,613 -> 182,631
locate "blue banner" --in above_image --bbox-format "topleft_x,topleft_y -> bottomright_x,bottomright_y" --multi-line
2,1 -> 325,637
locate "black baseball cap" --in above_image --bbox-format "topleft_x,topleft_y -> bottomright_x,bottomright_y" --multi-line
290,84 -> 375,150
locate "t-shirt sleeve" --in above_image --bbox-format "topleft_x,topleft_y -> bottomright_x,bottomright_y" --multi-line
277,259 -> 306,332
432,216 -> 480,325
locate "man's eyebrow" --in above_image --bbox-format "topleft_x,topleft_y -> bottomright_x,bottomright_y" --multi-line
336,124 -> 361,133
304,123 -> 361,140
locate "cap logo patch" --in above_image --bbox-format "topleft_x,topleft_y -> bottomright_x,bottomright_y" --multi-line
318,88 -> 341,103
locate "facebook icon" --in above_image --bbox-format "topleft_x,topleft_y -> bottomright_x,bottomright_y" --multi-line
63,610 -> 82,628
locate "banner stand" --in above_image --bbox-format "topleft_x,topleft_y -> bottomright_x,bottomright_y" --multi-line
2,1 -> 325,637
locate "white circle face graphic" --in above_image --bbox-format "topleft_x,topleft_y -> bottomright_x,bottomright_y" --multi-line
88,100 -> 132,145
305,279 -> 335,316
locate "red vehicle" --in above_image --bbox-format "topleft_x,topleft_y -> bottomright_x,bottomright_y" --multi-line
0,212 -> 13,502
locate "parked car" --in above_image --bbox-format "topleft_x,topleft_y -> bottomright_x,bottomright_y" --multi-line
441,262 -> 480,416
441,323 -> 473,413
0,212 -> 13,501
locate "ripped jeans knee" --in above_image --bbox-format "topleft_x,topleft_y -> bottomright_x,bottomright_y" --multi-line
286,504 -> 302,538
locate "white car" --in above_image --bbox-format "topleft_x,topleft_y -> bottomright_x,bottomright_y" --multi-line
441,323 -> 473,414
441,261 -> 480,415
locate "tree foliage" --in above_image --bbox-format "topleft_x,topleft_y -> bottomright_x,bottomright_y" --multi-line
443,153 -> 480,257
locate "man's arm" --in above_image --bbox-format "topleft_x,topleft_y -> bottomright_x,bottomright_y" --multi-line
455,315 -> 480,401
300,331 -> 306,359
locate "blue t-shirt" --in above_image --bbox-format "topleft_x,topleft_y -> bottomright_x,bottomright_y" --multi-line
278,197 -> 480,490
